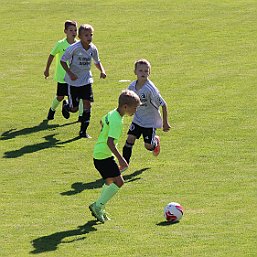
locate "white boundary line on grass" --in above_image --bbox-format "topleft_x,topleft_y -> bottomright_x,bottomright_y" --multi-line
118,80 -> 131,82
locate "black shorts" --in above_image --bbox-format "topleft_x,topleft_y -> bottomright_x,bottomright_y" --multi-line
93,157 -> 120,179
57,82 -> 68,96
68,84 -> 94,108
127,122 -> 156,144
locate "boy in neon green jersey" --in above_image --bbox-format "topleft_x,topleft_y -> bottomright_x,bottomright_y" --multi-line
89,90 -> 141,223
44,20 -> 83,121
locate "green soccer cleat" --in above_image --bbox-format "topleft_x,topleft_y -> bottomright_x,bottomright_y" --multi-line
102,209 -> 111,221
89,202 -> 105,223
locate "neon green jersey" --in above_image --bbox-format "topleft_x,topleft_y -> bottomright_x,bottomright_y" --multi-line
50,38 -> 77,83
93,109 -> 123,160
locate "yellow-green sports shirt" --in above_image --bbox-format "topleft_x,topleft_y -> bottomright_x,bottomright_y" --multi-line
93,109 -> 123,160
50,38 -> 77,83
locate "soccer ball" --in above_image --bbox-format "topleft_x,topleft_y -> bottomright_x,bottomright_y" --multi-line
164,202 -> 184,222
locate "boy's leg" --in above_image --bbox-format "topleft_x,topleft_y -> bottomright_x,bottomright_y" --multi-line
91,158 -> 123,222
79,84 -> 93,137
123,123 -> 140,163
78,99 -> 83,122
95,183 -> 120,209
47,83 -> 66,120
143,128 -> 161,156
122,138 -> 135,164
79,106 -> 91,138
89,183 -> 120,223
61,84 -> 72,119
47,97 -> 59,120
51,97 -> 61,110
52,83 -> 66,110
62,85 -> 79,119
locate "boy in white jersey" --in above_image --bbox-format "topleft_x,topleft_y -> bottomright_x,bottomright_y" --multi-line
61,24 -> 106,138
89,90 -> 141,223
44,20 -> 84,120
123,59 -> 171,164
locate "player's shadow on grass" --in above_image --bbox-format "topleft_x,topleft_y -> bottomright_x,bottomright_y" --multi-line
30,220 -> 98,254
3,134 -> 81,158
1,119 -> 77,140
156,221 -> 180,226
60,167 -> 150,196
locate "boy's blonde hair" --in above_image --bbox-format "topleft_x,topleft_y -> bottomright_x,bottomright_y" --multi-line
118,89 -> 141,107
79,24 -> 94,35
64,20 -> 77,30
134,59 -> 151,73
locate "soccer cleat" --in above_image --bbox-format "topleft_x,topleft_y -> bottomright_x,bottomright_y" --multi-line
89,202 -> 105,223
79,131 -> 92,138
47,108 -> 55,120
102,210 -> 111,221
153,135 -> 160,156
62,100 -> 70,119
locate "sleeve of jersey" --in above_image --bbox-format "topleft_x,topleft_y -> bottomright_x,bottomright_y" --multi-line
152,92 -> 166,107
128,82 -> 136,91
61,46 -> 72,62
108,116 -> 122,140
92,48 -> 100,64
50,41 -> 61,56
158,94 -> 166,106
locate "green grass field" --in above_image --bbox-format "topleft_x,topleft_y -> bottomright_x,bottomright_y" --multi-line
1,0 -> 257,256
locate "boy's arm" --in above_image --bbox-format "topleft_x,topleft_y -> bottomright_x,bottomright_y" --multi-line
162,104 -> 171,132
94,62 -> 107,79
60,60 -> 77,81
107,137 -> 128,169
44,54 -> 54,79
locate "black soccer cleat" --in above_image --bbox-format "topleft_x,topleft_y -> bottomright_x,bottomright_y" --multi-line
79,131 -> 92,138
47,108 -> 55,120
62,100 -> 70,119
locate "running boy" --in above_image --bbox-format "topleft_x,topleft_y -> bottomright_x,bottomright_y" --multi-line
60,24 -> 106,138
89,90 -> 141,223
122,59 -> 171,164
44,20 -> 84,120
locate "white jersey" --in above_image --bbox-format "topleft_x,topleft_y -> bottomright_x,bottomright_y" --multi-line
128,79 -> 166,128
61,41 -> 100,86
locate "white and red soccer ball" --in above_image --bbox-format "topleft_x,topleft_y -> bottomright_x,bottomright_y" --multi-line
164,202 -> 184,222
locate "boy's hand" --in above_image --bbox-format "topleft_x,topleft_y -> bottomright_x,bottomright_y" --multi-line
118,158 -> 128,172
100,72 -> 107,79
68,71 -> 77,81
163,122 -> 171,132
44,70 -> 49,79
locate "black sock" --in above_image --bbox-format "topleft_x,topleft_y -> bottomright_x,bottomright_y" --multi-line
123,141 -> 134,164
80,109 -> 91,133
